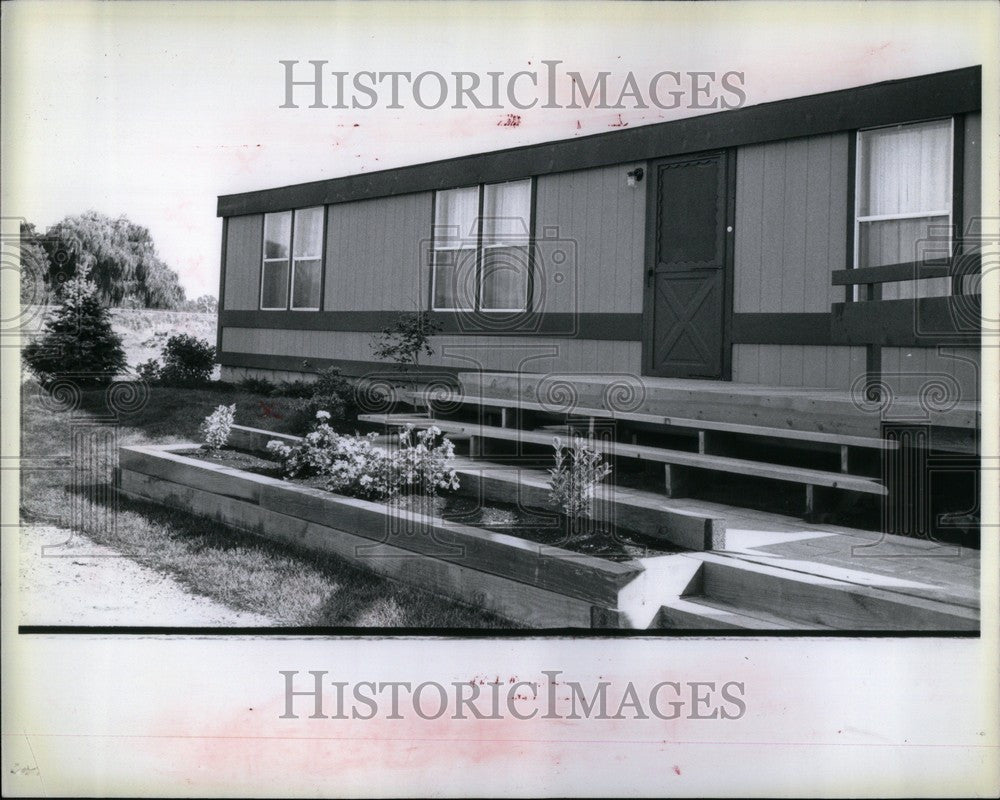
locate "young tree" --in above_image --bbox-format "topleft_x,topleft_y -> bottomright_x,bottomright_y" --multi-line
22,268 -> 127,386
370,311 -> 442,370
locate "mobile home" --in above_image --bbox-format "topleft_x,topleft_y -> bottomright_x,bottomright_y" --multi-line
215,66 -> 982,529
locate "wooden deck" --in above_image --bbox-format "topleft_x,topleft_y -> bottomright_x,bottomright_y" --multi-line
455,371 -> 980,439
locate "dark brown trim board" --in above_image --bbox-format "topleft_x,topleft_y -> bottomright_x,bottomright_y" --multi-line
730,313 -> 835,346
220,309 -> 644,339
831,261 -> 952,286
216,217 -> 228,355
218,67 -> 981,217
219,350 -> 464,379
830,295 -> 981,347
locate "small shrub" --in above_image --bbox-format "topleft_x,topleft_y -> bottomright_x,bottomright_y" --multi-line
238,376 -> 276,395
22,270 -> 127,386
135,358 -> 162,384
286,367 -> 357,434
201,404 -> 236,450
271,379 -> 314,398
547,436 -> 612,519
158,333 -> 215,386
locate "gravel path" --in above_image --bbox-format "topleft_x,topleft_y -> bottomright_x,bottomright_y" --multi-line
18,525 -> 273,627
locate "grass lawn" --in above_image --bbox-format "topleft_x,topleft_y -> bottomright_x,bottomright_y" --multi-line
19,378 -> 517,628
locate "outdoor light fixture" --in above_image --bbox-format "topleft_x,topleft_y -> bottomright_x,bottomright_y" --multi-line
626,167 -> 644,187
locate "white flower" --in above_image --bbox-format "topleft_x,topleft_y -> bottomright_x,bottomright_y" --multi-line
315,410 -> 331,421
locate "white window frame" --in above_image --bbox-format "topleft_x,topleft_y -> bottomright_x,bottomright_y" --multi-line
852,117 -> 954,300
259,207 -> 325,311
430,242 -> 478,313
430,179 -> 533,313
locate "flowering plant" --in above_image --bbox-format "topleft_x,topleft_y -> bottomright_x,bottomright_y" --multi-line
200,404 -> 236,450
267,413 -> 460,501
394,425 -> 460,495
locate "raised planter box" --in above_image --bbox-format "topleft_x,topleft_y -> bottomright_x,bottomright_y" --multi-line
117,440 -> 707,628
227,424 -> 726,552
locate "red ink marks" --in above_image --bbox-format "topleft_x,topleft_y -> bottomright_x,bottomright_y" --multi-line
498,114 -> 522,127
673,766 -> 681,775
258,401 -> 283,420
609,114 -> 628,128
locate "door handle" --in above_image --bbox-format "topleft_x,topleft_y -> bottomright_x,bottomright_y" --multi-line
647,268 -> 655,286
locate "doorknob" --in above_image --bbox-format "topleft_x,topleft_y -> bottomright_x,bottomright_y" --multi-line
647,268 -> 655,286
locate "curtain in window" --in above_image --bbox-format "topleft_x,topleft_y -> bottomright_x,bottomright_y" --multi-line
261,261 -> 289,309
261,211 -> 292,308
481,180 -> 531,310
857,119 -> 952,299
294,207 -> 324,257
291,207 -> 323,309
433,186 -> 478,309
263,212 -> 292,260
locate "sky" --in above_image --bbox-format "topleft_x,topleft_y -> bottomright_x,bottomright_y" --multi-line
1,0 -> 994,299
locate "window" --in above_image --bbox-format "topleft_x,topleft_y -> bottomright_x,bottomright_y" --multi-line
261,211 -> 292,310
431,179 -> 532,312
855,118 -> 953,298
291,207 -> 324,310
260,206 -> 324,310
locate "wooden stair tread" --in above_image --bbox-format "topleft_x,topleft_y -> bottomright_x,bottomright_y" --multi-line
359,414 -> 887,495
658,596 -> 829,630
398,389 -> 897,449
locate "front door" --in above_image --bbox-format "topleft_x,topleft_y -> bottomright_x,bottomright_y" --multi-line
643,151 -> 733,379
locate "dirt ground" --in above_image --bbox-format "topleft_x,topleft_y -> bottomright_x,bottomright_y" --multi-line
18,525 -> 274,627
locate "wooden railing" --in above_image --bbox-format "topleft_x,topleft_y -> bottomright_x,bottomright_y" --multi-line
830,256 -> 980,348
829,256 -> 981,397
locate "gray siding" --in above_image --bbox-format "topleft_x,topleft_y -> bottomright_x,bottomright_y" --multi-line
324,192 -> 433,311
732,344 -> 866,389
964,112 -> 981,226
881,346 -> 980,403
732,133 -> 854,388
222,327 -> 642,375
734,133 -> 849,313
223,214 -> 263,311
960,111 -> 982,296
533,164 -> 646,314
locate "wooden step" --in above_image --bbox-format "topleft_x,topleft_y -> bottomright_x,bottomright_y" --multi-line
657,596 -> 829,630
457,372 -> 979,436
399,389 -> 897,450
358,414 -> 887,495
697,553 -> 979,631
